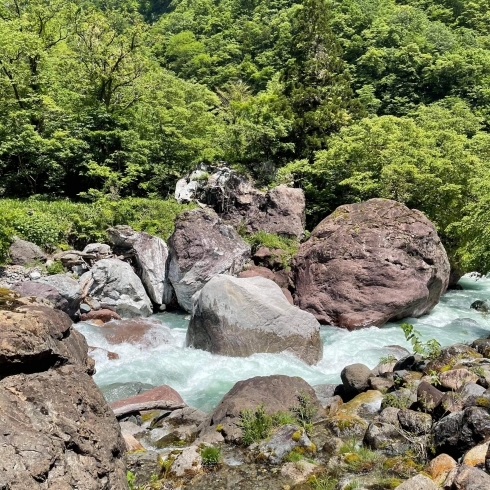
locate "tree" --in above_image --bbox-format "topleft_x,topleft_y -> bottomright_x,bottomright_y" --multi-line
281,0 -> 363,158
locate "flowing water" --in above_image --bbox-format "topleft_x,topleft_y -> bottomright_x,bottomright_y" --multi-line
75,275 -> 490,413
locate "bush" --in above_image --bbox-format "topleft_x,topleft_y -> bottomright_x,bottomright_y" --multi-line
46,260 -> 65,275
239,404 -> 274,445
200,446 -> 222,466
0,198 -> 195,253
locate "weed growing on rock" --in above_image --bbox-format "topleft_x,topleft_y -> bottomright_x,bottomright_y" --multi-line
401,323 -> 441,360
46,260 -> 65,275
378,354 -> 397,365
381,393 -> 412,410
200,446 -> 222,466
239,404 -> 274,445
290,392 -> 317,435
309,475 -> 338,490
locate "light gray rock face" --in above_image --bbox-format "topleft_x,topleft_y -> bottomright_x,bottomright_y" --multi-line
168,208 -> 251,312
9,238 -> 47,266
37,273 -> 82,318
258,425 -> 313,463
107,225 -> 171,305
80,258 -> 152,318
187,275 -> 323,365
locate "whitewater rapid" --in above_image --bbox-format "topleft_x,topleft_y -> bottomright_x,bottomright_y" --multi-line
75,275 -> 490,412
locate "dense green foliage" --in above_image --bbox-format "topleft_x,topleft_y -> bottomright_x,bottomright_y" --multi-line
0,198 -> 194,259
2,0 -> 490,271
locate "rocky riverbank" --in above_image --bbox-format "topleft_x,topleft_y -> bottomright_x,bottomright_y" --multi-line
0,171 -> 484,489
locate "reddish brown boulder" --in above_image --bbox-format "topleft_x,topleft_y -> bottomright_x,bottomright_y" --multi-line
199,375 -> 322,443
294,199 -> 450,329
99,317 -> 170,346
110,385 -> 185,417
239,265 -> 275,281
81,308 -> 121,323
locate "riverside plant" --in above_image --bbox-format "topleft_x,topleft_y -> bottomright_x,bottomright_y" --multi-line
238,394 -> 317,445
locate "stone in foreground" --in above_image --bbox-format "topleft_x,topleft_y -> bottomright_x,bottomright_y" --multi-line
187,275 -> 323,365
294,199 -> 450,329
199,375 -> 322,443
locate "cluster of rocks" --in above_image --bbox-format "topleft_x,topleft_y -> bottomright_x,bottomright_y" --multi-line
0,290 -> 127,488
109,334 -> 490,489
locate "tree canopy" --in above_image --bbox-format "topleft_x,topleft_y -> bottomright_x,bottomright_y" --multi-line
2,0 -> 490,271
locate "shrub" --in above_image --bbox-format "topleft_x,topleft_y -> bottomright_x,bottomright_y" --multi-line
46,260 -> 65,275
200,445 -> 222,466
400,323 -> 441,360
241,230 -> 299,268
290,392 -> 317,435
238,404 -> 274,445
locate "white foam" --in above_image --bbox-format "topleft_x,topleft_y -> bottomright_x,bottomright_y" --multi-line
75,276 -> 490,413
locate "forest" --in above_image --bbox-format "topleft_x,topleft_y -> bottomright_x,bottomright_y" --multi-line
1,0 -> 490,273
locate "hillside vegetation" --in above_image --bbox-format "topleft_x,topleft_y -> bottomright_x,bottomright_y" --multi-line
1,0 -> 490,271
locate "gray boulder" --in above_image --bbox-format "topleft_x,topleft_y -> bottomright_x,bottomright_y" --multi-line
8,238 -> 46,266
187,275 -> 323,365
168,208 -> 251,312
433,407 -> 490,459
444,464 -> 490,490
82,242 -> 112,259
37,273 -> 82,318
341,363 -> 372,397
394,474 -> 437,490
0,302 -> 127,489
294,199 -> 450,329
107,225 -> 172,305
79,258 -> 152,318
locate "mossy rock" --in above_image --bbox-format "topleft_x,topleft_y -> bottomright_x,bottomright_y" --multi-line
0,287 -> 22,311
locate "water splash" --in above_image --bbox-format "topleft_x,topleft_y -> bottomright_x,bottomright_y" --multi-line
75,275 -> 490,412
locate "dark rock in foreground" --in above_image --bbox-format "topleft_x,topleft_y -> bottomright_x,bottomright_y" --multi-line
0,301 -> 127,489
294,199 -> 450,329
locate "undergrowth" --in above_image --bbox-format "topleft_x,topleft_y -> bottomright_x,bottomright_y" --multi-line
0,197 -> 195,262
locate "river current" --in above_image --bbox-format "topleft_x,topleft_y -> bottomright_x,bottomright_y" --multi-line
75,275 -> 490,413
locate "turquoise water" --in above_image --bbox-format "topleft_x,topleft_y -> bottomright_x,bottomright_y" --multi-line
75,275 -> 490,412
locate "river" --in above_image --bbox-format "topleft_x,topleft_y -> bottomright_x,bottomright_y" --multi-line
75,275 -> 490,412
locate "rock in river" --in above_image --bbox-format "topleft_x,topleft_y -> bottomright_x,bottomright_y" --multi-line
294,199 -> 450,329
186,275 -> 323,365
80,258 -> 153,318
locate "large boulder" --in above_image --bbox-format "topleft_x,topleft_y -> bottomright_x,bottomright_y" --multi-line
0,304 -> 92,377
0,300 -> 127,489
168,208 -> 251,312
107,225 -> 172,306
79,258 -> 153,318
8,238 -> 47,266
198,375 -> 322,443
294,199 -> 450,329
175,166 -> 306,239
187,275 -> 322,365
